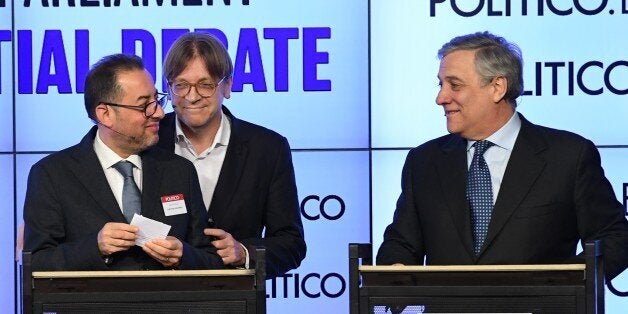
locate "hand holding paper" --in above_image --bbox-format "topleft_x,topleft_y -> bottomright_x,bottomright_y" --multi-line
130,214 -> 183,267
130,214 -> 171,247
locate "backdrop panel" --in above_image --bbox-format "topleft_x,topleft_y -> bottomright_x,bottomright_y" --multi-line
371,0 -> 628,148
371,149 -> 409,265
0,2 -> 11,151
13,0 -> 368,151
0,155 -> 14,312
599,148 -> 628,311
371,2 -> 628,311
268,150 -> 371,312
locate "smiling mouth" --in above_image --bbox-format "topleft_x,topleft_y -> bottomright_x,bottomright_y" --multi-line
444,109 -> 460,116
180,104 -> 208,110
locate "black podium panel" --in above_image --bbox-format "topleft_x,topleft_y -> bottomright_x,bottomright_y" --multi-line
23,249 -> 267,314
364,286 -> 583,313
349,242 -> 605,314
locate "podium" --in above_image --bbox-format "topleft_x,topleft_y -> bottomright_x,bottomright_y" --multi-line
23,248 -> 267,314
349,242 -> 605,314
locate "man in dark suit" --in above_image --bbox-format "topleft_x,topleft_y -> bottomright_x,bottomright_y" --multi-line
157,32 -> 306,279
377,31 -> 628,280
24,54 -> 223,271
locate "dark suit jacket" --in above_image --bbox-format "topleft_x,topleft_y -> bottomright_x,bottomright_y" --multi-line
24,126 -> 224,271
377,114 -> 628,280
157,107 -> 306,278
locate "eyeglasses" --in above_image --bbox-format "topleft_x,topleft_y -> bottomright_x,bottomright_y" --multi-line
102,92 -> 167,117
168,77 -> 226,98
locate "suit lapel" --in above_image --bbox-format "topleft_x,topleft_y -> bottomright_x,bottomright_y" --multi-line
70,127 -> 127,222
140,151 -> 162,220
482,115 -> 547,253
157,113 -> 177,152
209,108 -> 249,225
437,135 -> 475,259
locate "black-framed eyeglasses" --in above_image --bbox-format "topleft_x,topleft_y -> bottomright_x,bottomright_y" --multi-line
102,92 -> 167,117
168,77 -> 226,98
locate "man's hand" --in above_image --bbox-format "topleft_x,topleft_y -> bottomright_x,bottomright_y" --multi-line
97,222 -> 138,256
143,236 -> 183,267
204,228 -> 246,266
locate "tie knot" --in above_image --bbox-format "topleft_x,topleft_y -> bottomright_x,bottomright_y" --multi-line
473,140 -> 494,156
113,161 -> 134,178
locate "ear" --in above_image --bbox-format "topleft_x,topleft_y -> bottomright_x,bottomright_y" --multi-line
223,77 -> 233,100
95,103 -> 114,127
491,76 -> 508,103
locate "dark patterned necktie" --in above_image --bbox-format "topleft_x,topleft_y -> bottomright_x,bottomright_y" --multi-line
113,161 -> 141,222
467,140 -> 495,255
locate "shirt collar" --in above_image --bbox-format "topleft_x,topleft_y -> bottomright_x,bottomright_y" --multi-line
93,129 -> 142,170
174,109 -> 231,151
467,111 -> 521,151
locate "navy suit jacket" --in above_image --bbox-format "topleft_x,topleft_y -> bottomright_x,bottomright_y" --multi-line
377,114 -> 628,280
24,126 -> 223,271
157,107 -> 306,278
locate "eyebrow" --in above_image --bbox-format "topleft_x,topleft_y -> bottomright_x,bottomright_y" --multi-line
175,79 -> 215,84
134,90 -> 157,103
442,75 -> 463,82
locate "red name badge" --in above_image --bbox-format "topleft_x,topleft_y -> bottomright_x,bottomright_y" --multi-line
161,194 -> 187,216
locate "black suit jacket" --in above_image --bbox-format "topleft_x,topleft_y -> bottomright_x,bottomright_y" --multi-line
157,107 -> 306,278
24,126 -> 224,271
377,114 -> 628,280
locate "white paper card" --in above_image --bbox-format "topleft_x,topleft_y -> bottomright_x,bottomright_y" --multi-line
130,214 -> 171,247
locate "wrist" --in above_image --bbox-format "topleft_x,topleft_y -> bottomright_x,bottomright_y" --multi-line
237,243 -> 250,267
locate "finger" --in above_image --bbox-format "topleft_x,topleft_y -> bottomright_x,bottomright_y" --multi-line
149,238 -> 173,249
144,241 -> 169,256
215,247 -> 231,258
102,226 -> 138,241
211,238 -> 229,250
98,224 -> 137,255
111,230 -> 138,241
143,245 -> 179,266
100,241 -> 134,255
143,244 -> 167,261
221,252 -> 237,265
145,239 -> 182,257
104,222 -> 139,233
107,237 -> 136,248
204,228 -> 227,238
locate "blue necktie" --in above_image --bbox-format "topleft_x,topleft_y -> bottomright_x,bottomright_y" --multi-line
113,161 -> 141,222
467,140 -> 495,255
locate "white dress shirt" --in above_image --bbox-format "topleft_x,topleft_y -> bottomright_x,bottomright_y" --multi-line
93,129 -> 143,214
173,112 -> 249,267
466,112 -> 522,204
174,111 -> 231,211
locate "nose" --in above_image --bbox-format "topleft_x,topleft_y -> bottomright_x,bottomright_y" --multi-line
152,103 -> 165,120
435,87 -> 450,106
185,85 -> 201,102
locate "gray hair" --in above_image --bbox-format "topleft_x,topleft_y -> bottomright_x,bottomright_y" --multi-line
163,32 -> 233,83
438,31 -> 523,105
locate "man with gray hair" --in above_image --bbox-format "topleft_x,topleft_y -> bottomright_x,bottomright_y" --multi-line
377,31 -> 628,281
157,32 -> 306,279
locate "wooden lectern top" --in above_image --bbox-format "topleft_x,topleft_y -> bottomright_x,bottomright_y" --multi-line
359,264 -> 586,272
32,269 -> 255,278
